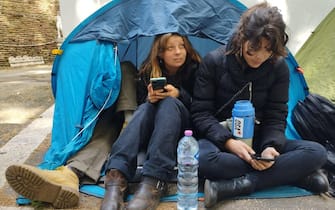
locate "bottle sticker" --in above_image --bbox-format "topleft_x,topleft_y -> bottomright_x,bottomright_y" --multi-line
233,117 -> 244,138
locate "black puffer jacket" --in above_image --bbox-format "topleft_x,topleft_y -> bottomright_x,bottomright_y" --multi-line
137,57 -> 199,110
191,45 -> 289,153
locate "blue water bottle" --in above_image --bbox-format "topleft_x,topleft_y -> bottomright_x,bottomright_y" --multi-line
232,100 -> 255,147
177,130 -> 199,210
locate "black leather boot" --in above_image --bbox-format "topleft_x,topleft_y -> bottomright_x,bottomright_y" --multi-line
204,176 -> 253,208
100,169 -> 128,210
127,176 -> 167,210
296,169 -> 329,193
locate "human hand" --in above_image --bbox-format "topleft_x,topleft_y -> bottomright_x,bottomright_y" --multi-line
162,84 -> 179,98
250,147 -> 280,171
147,83 -> 179,103
147,83 -> 163,103
224,138 -> 255,163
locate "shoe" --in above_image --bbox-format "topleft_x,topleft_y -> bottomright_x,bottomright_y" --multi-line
100,169 -> 128,210
296,169 -> 329,193
5,164 -> 79,209
204,176 -> 253,208
127,176 -> 167,210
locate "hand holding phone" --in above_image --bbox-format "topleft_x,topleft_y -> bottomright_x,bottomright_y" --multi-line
250,154 -> 275,162
150,77 -> 167,90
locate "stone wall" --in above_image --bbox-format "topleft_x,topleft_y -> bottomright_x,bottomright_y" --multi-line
0,0 -> 59,68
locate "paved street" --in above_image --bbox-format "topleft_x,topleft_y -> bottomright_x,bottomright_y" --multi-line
1,66 -> 335,209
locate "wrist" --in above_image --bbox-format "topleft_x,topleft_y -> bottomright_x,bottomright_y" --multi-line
224,138 -> 236,150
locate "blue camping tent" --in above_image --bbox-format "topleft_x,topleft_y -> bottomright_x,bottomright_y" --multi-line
44,0 -> 308,179
10,0 -> 313,205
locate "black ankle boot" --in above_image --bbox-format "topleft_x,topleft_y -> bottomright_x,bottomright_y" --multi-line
204,176 -> 253,208
296,169 -> 329,193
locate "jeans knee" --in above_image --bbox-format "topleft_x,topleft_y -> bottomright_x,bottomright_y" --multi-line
138,102 -> 155,112
156,97 -> 187,116
159,97 -> 180,107
304,141 -> 328,166
198,139 -> 220,177
132,102 -> 156,120
314,142 -> 327,164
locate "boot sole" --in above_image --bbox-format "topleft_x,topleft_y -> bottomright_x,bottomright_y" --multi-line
5,165 -> 79,209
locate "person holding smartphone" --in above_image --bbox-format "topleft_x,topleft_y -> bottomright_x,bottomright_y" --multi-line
101,33 -> 201,210
191,3 -> 329,208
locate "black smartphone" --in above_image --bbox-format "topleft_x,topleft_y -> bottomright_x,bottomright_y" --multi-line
251,154 -> 275,162
150,77 -> 167,90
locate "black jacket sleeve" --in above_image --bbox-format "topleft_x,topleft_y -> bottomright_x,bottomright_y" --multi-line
258,58 -> 289,152
177,86 -> 192,110
191,49 -> 233,149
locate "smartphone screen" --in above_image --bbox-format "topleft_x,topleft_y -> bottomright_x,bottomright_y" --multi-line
251,154 -> 275,162
150,77 -> 167,90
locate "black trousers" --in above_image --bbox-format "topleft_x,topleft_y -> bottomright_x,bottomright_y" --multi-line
198,139 -> 327,191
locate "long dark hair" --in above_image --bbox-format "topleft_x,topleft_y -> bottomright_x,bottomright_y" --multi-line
139,33 -> 201,78
228,2 -> 289,60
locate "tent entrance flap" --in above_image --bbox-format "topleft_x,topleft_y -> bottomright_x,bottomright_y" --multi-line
41,41 -> 121,169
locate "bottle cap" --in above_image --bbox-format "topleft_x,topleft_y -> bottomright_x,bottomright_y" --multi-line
232,100 -> 255,116
184,130 -> 193,136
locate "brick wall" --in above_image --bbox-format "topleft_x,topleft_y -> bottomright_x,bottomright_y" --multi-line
0,0 -> 59,68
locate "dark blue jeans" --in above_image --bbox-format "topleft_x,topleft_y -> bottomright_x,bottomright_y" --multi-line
106,97 -> 190,181
198,139 -> 327,191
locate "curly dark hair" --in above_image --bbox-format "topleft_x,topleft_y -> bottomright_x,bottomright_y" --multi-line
228,2 -> 289,60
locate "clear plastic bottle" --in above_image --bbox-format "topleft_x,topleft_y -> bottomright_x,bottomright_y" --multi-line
177,130 -> 199,210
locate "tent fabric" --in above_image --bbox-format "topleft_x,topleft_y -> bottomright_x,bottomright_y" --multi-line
285,52 -> 309,140
70,0 -> 246,44
52,0 -> 247,75
40,41 -> 121,169
25,0 -> 310,204
295,8 -> 335,101
46,0 -> 248,170
46,0 -> 308,176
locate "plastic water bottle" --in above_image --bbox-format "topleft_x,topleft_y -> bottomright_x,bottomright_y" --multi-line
232,100 -> 255,147
177,130 -> 199,210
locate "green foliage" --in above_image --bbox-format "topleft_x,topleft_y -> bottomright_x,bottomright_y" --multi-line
296,9 -> 335,102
